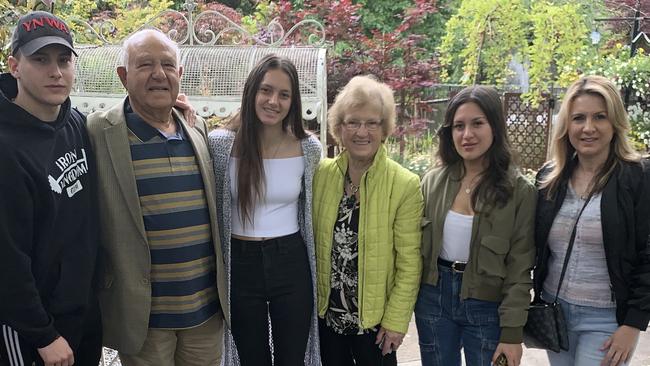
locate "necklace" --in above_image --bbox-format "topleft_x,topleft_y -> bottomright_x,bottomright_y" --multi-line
574,182 -> 593,200
267,134 -> 287,159
573,166 -> 596,200
345,171 -> 359,195
463,174 -> 482,194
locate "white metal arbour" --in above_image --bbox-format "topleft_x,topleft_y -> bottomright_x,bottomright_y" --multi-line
71,46 -> 327,137
69,0 -> 328,147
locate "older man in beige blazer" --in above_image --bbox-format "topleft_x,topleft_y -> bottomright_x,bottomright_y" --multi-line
86,29 -> 227,366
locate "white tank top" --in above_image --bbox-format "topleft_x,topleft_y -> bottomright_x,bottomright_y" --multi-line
229,156 -> 304,237
440,210 -> 474,262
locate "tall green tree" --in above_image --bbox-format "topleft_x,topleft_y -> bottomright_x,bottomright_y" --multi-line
439,0 -> 528,85
526,2 -> 588,100
439,0 -> 593,102
357,0 -> 456,51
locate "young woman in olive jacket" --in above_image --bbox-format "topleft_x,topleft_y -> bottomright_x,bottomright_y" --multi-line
415,86 -> 536,366
533,75 -> 650,366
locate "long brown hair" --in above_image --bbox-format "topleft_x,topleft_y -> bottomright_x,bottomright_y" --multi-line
231,54 -> 306,226
437,85 -> 514,210
540,75 -> 640,199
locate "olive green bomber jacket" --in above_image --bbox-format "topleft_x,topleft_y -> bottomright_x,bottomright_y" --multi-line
420,163 -> 536,343
313,146 -> 424,334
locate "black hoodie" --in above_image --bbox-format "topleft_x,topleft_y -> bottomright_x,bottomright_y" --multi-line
0,73 -> 99,350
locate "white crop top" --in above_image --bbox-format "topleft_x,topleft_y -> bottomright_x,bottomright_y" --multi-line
229,156 -> 304,237
440,210 -> 474,262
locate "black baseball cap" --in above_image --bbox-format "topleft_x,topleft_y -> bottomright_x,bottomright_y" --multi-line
11,11 -> 77,57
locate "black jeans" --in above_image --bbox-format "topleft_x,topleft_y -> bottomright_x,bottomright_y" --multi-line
231,232 -> 313,366
319,318 -> 398,366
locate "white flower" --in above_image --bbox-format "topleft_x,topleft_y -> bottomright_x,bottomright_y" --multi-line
334,227 -> 348,243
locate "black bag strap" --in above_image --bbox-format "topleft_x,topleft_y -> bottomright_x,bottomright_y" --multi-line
552,191 -> 594,302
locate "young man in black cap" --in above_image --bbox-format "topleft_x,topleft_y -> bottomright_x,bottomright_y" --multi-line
0,11 -> 101,366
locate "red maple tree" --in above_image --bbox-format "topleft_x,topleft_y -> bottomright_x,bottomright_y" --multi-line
271,0 -> 439,146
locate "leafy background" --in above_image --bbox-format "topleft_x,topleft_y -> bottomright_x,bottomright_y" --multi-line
1,0 -> 648,175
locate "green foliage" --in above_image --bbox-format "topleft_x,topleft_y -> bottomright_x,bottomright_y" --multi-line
439,0 -> 528,85
628,104 -> 650,152
1,1 -> 29,72
410,0 -> 458,52
355,0 -> 414,32
386,132 -> 436,177
525,2 -> 588,104
440,0 -> 592,103
580,46 -> 650,99
240,0 -> 274,34
234,0 -> 259,15
105,0 -> 174,40
61,0 -> 97,19
353,0 -> 454,52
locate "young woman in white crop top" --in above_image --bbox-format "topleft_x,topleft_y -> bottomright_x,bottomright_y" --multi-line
416,86 -> 536,366
208,55 -> 322,366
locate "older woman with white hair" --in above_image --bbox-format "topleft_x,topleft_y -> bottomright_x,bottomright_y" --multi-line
312,75 -> 423,366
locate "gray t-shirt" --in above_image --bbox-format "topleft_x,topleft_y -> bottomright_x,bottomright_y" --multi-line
543,184 -> 616,308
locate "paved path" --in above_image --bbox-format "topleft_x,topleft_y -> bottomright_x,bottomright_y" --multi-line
100,316 -> 650,365
397,317 -> 650,366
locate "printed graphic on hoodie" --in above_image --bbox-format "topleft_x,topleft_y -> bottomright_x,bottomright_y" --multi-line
48,148 -> 89,197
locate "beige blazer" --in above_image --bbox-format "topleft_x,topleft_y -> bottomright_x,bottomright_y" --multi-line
87,98 -> 228,354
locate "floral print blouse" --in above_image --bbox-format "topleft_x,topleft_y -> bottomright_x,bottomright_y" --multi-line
324,193 -> 364,335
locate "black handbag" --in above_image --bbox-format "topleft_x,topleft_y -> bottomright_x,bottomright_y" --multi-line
524,193 -> 593,353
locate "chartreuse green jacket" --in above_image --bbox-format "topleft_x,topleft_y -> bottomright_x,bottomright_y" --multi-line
313,146 -> 423,334
420,163 -> 536,343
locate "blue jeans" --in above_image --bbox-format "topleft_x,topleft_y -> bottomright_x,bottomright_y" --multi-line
545,297 -> 637,366
414,266 -> 500,366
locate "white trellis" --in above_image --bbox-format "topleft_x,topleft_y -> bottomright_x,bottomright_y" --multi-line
67,0 -> 328,147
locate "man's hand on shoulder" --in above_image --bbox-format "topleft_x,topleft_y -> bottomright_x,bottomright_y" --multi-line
175,93 -> 197,128
37,336 -> 74,366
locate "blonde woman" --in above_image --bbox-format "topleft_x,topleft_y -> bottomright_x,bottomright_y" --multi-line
312,75 -> 423,366
533,75 -> 650,366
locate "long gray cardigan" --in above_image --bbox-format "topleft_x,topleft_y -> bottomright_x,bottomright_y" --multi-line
208,129 -> 321,366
